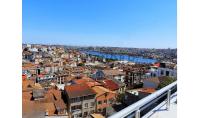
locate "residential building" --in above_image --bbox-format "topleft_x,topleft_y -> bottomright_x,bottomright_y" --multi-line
64,84 -> 96,118
123,88 -> 156,105
100,79 -> 119,93
102,69 -> 125,82
123,65 -> 148,89
146,62 -> 177,78
92,86 -> 116,116
91,70 -> 105,80
44,89 -> 68,116
108,78 -> 126,94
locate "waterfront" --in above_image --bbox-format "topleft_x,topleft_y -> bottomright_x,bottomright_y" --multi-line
82,51 -> 157,64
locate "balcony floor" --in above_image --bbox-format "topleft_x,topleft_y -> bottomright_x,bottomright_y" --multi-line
143,92 -> 177,118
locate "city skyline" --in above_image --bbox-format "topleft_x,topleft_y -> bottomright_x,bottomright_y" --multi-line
23,43 -> 177,50
23,0 -> 176,48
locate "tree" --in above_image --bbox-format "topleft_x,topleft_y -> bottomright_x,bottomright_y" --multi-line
158,76 -> 176,89
78,63 -> 85,66
106,58 -> 117,62
116,93 -> 125,103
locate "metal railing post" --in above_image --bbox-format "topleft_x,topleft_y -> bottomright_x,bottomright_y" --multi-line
167,89 -> 171,110
108,82 -> 177,118
135,109 -> 140,118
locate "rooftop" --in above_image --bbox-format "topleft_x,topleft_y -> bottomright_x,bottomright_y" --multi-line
108,78 -> 126,87
139,88 -> 156,94
22,79 -> 35,91
72,76 -> 102,87
90,113 -> 105,118
45,89 -> 62,102
65,84 -> 96,98
44,102 -> 55,112
23,97 -> 45,118
85,81 -> 102,87
101,79 -> 119,91
32,89 -> 45,98
73,76 -> 94,84
92,86 -> 116,97
102,69 -> 125,76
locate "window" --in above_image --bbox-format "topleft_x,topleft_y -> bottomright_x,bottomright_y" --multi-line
161,70 -> 164,75
103,108 -> 106,113
109,98 -> 114,104
91,102 -> 95,107
98,101 -> 102,105
98,109 -> 102,112
84,95 -> 94,100
90,110 -> 94,114
84,103 -> 88,108
83,112 -> 88,117
71,105 -> 82,111
104,100 -> 107,103
105,93 -> 108,97
166,71 -> 170,76
71,97 -> 81,103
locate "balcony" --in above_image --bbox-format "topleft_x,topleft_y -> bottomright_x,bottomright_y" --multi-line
143,92 -> 176,118
108,81 -> 177,118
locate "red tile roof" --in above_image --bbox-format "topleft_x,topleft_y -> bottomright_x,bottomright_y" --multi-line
153,63 -> 160,67
102,69 -> 125,76
65,84 -> 96,98
73,77 -> 102,87
86,81 -> 102,88
139,88 -> 156,93
101,80 -> 119,91
45,89 -> 62,102
22,63 -> 40,70
22,74 -> 27,80
22,79 -> 35,91
73,77 -> 94,84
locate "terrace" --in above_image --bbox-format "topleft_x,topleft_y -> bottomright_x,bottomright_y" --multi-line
108,81 -> 177,118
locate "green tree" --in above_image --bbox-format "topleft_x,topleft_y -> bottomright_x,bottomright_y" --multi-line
78,63 -> 85,66
158,76 -> 176,89
116,93 -> 125,103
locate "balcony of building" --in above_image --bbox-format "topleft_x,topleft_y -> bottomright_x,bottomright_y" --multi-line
108,81 -> 177,118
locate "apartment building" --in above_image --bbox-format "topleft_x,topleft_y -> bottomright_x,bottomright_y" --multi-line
64,84 -> 96,118
123,65 -> 148,89
102,69 -> 125,82
91,86 -> 116,116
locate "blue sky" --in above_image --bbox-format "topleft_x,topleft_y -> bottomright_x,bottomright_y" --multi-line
23,0 -> 176,48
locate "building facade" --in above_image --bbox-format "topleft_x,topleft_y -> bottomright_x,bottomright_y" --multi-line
64,84 -> 96,118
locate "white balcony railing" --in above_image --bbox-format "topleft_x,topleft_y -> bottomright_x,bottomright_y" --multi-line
108,81 -> 177,118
